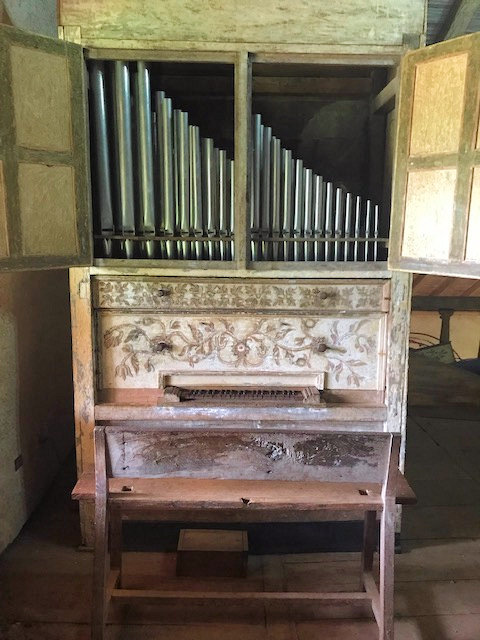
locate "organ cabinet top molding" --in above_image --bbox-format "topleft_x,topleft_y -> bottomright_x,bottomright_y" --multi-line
0,0 -> 478,278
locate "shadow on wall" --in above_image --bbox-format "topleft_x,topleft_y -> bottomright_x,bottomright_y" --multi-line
0,270 -> 74,552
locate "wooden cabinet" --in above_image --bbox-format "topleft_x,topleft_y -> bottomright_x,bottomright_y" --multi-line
2,1 -> 474,545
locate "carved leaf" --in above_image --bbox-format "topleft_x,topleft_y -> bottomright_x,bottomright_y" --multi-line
115,363 -> 132,380
104,330 -> 123,348
131,354 -> 139,374
125,328 -> 141,342
346,359 -> 366,367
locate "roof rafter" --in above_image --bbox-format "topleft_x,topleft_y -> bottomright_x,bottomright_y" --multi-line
437,0 -> 480,41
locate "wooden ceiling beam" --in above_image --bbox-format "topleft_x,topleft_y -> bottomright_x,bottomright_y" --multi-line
438,0 -> 480,41
412,296 -> 480,311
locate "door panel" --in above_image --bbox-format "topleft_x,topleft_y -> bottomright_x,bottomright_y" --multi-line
0,24 -> 91,271
389,33 -> 480,278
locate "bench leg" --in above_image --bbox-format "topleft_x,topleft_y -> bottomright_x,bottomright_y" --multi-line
110,510 -> 123,587
379,500 -> 395,640
92,506 -> 109,640
361,510 -> 377,585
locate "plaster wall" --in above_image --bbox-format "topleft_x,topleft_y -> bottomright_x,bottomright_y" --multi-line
410,310 -> 480,359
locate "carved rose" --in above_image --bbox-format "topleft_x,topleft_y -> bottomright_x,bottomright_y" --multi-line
151,335 -> 170,354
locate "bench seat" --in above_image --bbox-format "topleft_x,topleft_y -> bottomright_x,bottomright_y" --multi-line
72,470 -> 416,511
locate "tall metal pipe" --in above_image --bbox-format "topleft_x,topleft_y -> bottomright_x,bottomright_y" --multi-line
156,92 -> 175,258
303,168 -> 313,261
324,182 -> 334,262
229,158 -> 235,260
373,204 -> 380,262
313,175 -> 325,262
202,137 -> 215,260
174,110 -> 190,259
364,200 -> 372,261
334,187 -> 344,262
113,61 -> 135,258
354,195 -> 361,262
271,136 -> 281,260
293,159 -> 304,261
135,61 -> 155,258
252,114 -> 262,232
189,125 -> 202,260
219,149 -> 228,261
344,192 -> 353,262
90,61 -> 114,258
261,126 -> 272,259
281,149 -> 293,261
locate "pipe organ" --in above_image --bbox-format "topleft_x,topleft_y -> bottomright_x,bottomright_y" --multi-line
88,60 -> 386,263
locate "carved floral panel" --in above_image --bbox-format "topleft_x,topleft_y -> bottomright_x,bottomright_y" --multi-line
97,312 -> 386,390
93,278 -> 388,313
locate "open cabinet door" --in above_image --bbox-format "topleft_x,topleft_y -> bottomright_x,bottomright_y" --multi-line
0,24 -> 91,270
389,33 -> 480,279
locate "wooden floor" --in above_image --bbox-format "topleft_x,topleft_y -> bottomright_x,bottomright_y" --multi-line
1,407 -> 480,639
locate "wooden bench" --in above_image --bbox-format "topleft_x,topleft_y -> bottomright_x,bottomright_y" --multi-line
78,424 -> 416,640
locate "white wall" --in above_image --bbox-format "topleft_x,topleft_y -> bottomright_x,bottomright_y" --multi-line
410,311 -> 480,359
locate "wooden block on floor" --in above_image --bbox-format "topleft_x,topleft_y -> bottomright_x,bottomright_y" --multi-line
177,529 -> 248,578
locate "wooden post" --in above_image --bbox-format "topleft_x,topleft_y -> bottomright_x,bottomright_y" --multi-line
439,308 -> 454,344
234,51 -> 252,269
379,435 -> 400,640
92,426 -> 110,640
70,267 -> 96,547
361,510 -> 377,578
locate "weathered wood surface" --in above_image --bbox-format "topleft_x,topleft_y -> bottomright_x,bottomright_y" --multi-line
58,0 -> 425,49
234,51 -> 250,269
72,470 -> 417,505
389,32 -> 480,278
92,277 -> 389,312
0,23 -> 91,271
385,271 -> 411,466
70,268 -> 96,476
103,428 -> 391,483
90,263 -> 392,279
95,403 -> 387,424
